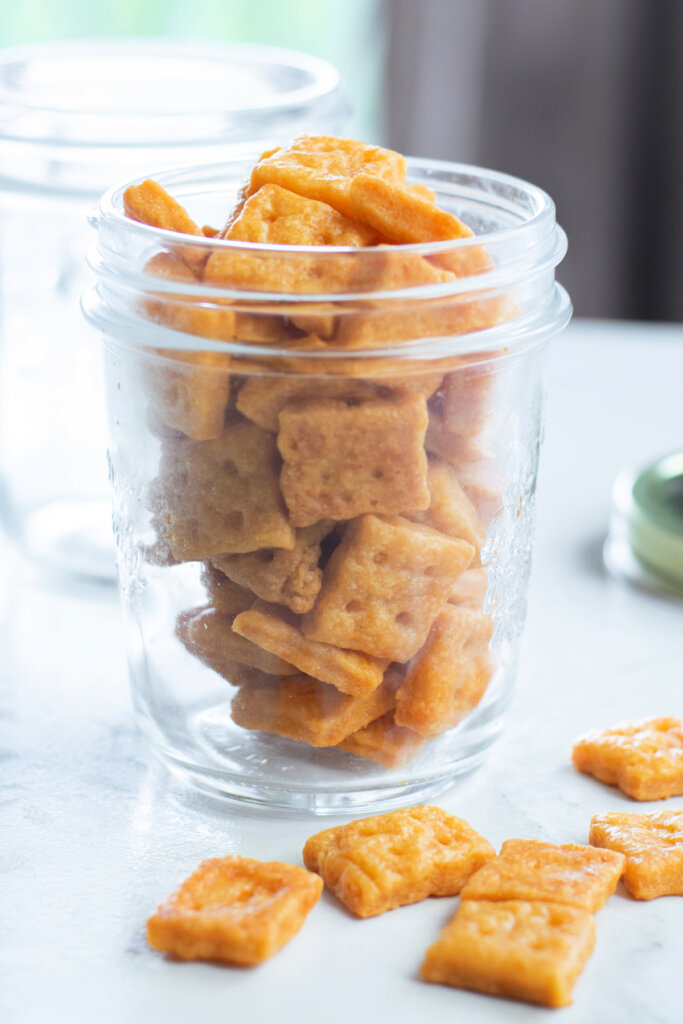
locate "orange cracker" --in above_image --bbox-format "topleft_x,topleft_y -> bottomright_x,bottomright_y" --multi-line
204,184 -> 377,296
349,173 -> 474,244
421,898 -> 596,1009
302,514 -> 474,662
210,521 -> 333,614
230,672 -> 396,747
394,606 -> 493,737
246,135 -> 406,220
142,253 -> 232,440
154,421 -> 295,561
303,805 -> 494,918
589,808 -> 683,900
572,716 -> 683,801
408,458 -> 487,566
176,605 -> 297,679
124,179 -> 205,273
278,394 -> 430,527
460,838 -> 625,912
147,855 -> 322,965
232,599 -> 388,697
336,711 -> 424,768
335,291 -> 512,349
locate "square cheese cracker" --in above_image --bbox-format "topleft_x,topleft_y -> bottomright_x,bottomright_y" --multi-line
303,805 -> 494,917
460,838 -> 625,912
590,808 -> 683,900
302,514 -> 474,662
394,605 -> 493,737
231,672 -> 396,747
154,421 -> 294,561
278,394 -> 430,527
147,855 -> 322,965
572,716 -> 683,800
232,599 -> 388,697
421,898 -> 596,1009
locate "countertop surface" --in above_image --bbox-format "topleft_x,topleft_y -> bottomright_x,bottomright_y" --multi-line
2,318 -> 682,1024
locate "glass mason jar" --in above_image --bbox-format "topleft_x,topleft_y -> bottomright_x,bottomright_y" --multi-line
0,40 -> 347,578
83,156 -> 570,812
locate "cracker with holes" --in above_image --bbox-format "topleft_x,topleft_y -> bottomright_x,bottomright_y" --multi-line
176,605 -> 297,679
589,809 -> 683,900
302,515 -> 474,662
246,135 -> 406,220
409,458 -> 487,566
231,672 -> 396,747
336,711 -> 424,768
394,606 -> 493,737
204,183 -> 377,295
572,717 -> 683,801
303,805 -> 494,918
154,421 -> 295,561
460,838 -> 625,912
232,599 -> 388,697
278,394 -> 430,527
421,899 -> 596,1009
147,855 -> 322,965
210,521 -> 333,614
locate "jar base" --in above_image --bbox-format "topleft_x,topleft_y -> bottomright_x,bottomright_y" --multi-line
135,697 -> 507,816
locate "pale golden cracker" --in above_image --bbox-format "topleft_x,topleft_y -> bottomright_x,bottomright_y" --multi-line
302,514 -> 474,662
590,809 -> 683,900
421,898 -> 596,1008
303,805 -> 494,918
147,855 -> 322,965
278,394 -> 430,527
210,521 -> 333,614
154,421 -> 295,561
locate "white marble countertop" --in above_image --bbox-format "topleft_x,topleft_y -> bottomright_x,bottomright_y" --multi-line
2,318 -> 682,1024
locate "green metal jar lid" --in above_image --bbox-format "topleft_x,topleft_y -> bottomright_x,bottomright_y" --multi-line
604,452 -> 683,598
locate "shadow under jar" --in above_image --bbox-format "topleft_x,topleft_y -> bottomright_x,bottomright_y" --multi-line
82,155 -> 570,812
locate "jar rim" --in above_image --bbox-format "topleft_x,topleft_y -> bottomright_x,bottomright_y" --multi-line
94,154 -> 567,303
0,39 -> 346,148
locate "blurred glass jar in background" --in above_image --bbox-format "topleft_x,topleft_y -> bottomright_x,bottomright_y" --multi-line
83,156 -> 570,810
0,39 -> 347,578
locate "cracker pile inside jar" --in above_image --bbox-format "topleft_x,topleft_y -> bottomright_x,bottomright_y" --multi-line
124,135 -> 514,769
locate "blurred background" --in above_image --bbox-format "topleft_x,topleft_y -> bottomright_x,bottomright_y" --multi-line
2,0 -> 682,321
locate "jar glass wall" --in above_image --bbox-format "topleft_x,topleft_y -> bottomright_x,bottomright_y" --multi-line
0,40 -> 347,578
83,156 -> 570,811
